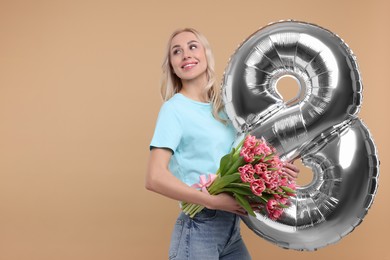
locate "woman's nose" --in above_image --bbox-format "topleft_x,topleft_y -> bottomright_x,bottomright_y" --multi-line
182,49 -> 191,59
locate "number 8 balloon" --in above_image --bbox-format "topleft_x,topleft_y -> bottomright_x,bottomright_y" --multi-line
222,20 -> 379,250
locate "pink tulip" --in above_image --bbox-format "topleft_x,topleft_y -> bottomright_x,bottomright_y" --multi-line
240,171 -> 254,183
274,194 -> 288,205
240,147 -> 255,163
243,135 -> 258,149
266,199 -> 278,211
250,179 -> 265,196
254,163 -> 268,174
238,164 -> 255,175
269,208 -> 283,220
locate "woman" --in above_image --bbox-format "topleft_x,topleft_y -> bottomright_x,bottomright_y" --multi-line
146,28 -> 299,259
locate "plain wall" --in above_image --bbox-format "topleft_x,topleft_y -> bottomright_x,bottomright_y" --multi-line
0,0 -> 389,259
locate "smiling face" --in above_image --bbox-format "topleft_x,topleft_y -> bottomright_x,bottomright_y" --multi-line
169,31 -> 208,83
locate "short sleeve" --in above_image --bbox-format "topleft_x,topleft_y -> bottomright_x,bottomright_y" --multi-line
150,102 -> 183,154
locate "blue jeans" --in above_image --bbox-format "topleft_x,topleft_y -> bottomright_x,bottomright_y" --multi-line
169,208 -> 251,260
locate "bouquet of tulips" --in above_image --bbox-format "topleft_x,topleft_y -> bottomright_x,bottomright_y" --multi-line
182,134 -> 296,220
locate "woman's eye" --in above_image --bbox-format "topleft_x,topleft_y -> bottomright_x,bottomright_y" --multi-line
189,44 -> 197,50
172,49 -> 181,55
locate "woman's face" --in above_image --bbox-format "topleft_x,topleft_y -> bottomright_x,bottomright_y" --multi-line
169,31 -> 208,82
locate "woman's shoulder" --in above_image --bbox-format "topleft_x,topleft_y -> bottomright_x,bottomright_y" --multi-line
160,94 -> 181,111
157,94 -> 187,121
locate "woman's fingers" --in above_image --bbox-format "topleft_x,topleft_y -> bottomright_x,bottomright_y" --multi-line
213,193 -> 249,216
283,167 -> 298,179
283,162 -> 300,179
284,162 -> 300,172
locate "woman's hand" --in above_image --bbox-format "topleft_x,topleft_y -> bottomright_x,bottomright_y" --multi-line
282,161 -> 300,180
207,193 -> 248,216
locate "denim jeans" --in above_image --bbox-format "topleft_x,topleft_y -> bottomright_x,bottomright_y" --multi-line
169,208 -> 251,260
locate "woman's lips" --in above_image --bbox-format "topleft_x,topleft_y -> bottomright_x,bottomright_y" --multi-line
181,62 -> 198,70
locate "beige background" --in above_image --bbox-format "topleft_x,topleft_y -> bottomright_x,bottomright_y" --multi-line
0,0 -> 389,259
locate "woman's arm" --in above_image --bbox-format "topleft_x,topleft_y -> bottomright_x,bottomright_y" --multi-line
145,148 -> 247,215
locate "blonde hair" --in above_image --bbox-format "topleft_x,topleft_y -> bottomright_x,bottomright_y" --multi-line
160,28 -> 226,123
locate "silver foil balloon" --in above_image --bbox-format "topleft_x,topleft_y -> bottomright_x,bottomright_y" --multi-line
222,21 -> 379,250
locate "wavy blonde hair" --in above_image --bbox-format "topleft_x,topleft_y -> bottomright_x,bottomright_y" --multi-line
160,28 -> 225,123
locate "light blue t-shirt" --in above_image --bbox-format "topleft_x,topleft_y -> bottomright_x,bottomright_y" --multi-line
150,93 -> 237,186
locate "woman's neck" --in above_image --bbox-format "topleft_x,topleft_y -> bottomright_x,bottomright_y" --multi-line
180,75 -> 209,103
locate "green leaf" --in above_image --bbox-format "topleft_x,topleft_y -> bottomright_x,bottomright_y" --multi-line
225,157 -> 245,176
263,154 -> 276,162
278,203 -> 290,208
280,186 -> 296,194
253,154 -> 265,163
219,153 -> 231,176
221,187 -> 253,196
227,183 -> 250,189
219,146 -> 237,176
209,173 -> 241,193
250,195 -> 268,204
235,193 -> 255,217
260,193 -> 273,201
224,183 -> 253,195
